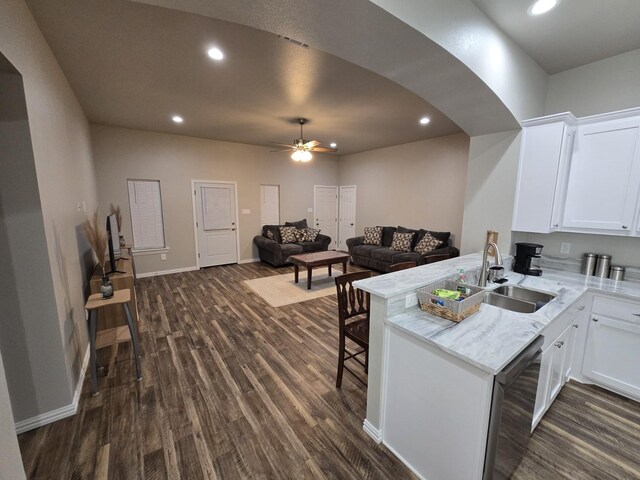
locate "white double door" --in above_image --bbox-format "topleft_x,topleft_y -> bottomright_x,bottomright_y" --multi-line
194,181 -> 238,267
313,185 -> 356,251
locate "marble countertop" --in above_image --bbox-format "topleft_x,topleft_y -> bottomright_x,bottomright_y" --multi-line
357,254 -> 640,375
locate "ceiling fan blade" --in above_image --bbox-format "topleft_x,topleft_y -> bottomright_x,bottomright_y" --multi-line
270,148 -> 293,153
303,140 -> 321,149
310,146 -> 338,153
270,141 -> 295,148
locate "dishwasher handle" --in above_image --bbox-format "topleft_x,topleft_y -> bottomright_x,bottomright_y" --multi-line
495,336 -> 544,387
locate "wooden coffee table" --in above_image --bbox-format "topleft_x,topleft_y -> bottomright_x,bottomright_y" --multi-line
288,251 -> 350,290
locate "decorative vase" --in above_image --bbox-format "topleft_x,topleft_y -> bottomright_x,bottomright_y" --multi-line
100,275 -> 114,299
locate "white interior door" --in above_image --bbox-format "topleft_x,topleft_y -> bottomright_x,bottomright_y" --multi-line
314,185 -> 338,250
338,186 -> 356,251
260,185 -> 280,226
194,181 -> 238,267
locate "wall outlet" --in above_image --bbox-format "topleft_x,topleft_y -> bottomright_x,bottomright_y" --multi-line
307,207 -> 313,212
560,242 -> 571,254
241,209 -> 251,214
160,253 -> 167,261
405,292 -> 418,308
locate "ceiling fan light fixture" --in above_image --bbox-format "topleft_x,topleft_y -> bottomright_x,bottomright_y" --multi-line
291,149 -> 312,162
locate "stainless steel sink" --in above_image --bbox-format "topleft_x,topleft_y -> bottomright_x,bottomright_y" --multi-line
483,292 -> 537,313
492,285 -> 556,305
483,285 -> 555,313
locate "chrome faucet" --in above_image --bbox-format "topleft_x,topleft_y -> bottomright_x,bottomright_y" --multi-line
478,242 -> 503,287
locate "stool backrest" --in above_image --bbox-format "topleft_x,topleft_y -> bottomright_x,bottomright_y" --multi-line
335,271 -> 372,322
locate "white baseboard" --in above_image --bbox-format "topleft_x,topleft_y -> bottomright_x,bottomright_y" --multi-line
239,258 -> 260,264
363,419 -> 382,443
136,266 -> 199,278
15,346 -> 90,434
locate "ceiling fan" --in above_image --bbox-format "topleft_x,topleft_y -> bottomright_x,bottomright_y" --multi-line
271,118 -> 337,162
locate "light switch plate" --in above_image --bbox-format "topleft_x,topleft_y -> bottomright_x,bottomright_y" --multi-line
560,242 -> 571,254
160,253 -> 167,261
405,292 -> 418,308
241,209 -> 251,214
307,207 -> 313,212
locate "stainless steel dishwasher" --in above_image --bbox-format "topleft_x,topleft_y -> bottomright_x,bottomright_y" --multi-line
483,336 -> 544,480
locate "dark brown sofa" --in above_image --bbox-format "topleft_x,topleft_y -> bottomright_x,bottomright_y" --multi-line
346,226 -> 459,272
253,219 -> 331,267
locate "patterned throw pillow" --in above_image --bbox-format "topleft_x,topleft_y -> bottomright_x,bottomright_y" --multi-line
265,229 -> 276,241
363,226 -> 383,245
390,232 -> 415,252
294,228 -> 307,242
304,228 -> 320,242
414,232 -> 442,254
279,226 -> 298,244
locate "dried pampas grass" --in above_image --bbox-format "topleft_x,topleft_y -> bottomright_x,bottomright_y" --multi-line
83,209 -> 108,276
110,204 -> 122,231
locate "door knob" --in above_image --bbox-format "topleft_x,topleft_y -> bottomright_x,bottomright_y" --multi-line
622,225 -> 628,229
555,341 -> 564,348
232,228 -> 236,231
593,317 -> 599,322
350,223 -> 354,226
577,306 -> 585,310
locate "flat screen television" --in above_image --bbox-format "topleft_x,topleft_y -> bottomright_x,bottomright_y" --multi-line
106,213 -> 124,275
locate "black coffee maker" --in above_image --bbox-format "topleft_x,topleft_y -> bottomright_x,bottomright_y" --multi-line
513,242 -> 544,276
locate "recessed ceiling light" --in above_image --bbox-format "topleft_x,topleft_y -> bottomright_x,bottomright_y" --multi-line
207,47 -> 224,61
330,142 -> 337,148
419,117 -> 430,125
172,115 -> 183,124
527,0 -> 560,16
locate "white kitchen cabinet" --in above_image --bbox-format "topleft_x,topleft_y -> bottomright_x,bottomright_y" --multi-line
563,115 -> 640,234
532,299 -> 588,430
582,306 -> 640,401
512,113 -> 576,233
533,323 -> 574,429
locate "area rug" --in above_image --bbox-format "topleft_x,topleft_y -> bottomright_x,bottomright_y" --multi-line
243,267 -> 344,307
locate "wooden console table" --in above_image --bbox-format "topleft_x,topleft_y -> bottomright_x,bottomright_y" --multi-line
89,257 -> 138,348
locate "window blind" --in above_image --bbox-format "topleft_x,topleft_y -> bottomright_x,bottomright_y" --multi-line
260,185 -> 280,226
127,179 -> 165,250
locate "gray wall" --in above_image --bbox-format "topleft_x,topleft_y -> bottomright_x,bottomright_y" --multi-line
0,73 -> 72,422
460,131 -> 521,255
339,133 -> 470,246
0,351 -> 25,480
0,0 -> 98,431
91,125 -> 339,274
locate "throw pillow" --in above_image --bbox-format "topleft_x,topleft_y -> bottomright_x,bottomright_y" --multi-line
414,232 -> 442,254
390,232 -> 415,252
294,228 -> 307,242
285,219 -> 308,230
279,226 -> 298,244
304,228 -> 320,242
363,226 -> 383,245
265,229 -> 276,241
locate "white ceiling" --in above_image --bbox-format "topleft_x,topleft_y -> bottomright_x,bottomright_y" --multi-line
472,0 -> 640,74
25,0 -> 462,156
24,0 -> 640,154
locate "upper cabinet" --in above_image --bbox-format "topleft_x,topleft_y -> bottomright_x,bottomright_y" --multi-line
563,115 -> 640,234
513,107 -> 640,238
512,113 -> 576,233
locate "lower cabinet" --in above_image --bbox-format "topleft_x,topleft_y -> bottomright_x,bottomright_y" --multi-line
533,323 -> 575,429
582,314 -> 640,400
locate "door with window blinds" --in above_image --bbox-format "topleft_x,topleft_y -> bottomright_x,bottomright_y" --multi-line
260,185 -> 280,226
194,182 -> 238,267
127,179 -> 165,250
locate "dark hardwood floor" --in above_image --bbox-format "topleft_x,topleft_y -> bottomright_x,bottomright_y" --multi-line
17,262 -> 640,479
18,262 -> 412,479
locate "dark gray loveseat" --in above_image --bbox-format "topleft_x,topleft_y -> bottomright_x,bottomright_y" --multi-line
253,219 -> 331,267
346,226 -> 459,273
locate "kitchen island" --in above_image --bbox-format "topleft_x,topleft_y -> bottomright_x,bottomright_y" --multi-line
354,253 -> 640,479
